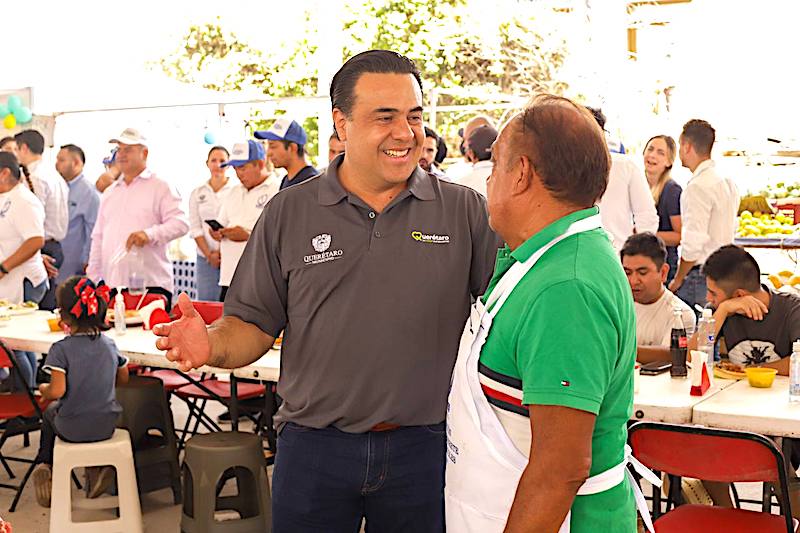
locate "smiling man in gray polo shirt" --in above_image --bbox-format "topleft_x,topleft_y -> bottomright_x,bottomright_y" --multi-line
155,49 -> 499,532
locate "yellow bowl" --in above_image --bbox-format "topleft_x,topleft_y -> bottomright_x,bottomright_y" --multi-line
47,317 -> 61,332
745,367 -> 778,388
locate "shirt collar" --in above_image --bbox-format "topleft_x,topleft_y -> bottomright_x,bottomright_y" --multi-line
509,206 -> 600,263
692,159 -> 715,178
26,158 -> 41,173
67,173 -> 85,188
121,168 -> 153,183
318,154 -> 435,206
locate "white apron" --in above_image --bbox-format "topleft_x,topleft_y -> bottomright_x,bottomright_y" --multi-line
445,214 -> 660,533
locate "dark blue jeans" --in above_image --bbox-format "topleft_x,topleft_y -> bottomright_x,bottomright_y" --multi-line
272,422 -> 446,533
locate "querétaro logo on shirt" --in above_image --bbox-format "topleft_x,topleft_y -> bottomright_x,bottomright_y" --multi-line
304,233 -> 343,265
411,230 -> 450,244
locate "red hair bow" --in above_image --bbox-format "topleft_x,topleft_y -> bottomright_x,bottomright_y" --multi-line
70,278 -> 106,318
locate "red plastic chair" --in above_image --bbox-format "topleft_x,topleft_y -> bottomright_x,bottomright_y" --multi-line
629,421 -> 796,532
171,300 -> 224,325
0,340 -> 51,512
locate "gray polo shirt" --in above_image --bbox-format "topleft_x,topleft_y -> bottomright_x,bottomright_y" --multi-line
225,156 -> 501,432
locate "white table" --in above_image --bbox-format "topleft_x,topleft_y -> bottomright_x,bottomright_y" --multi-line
633,372 -> 738,424
693,376 -> 800,438
0,311 -> 280,383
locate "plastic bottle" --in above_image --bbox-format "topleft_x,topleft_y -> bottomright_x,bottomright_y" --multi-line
697,308 -> 716,385
114,292 -> 127,335
670,307 -> 688,378
127,248 -> 145,296
790,340 -> 800,402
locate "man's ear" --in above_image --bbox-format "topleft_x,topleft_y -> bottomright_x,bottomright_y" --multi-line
731,288 -> 750,299
333,109 -> 348,143
660,263 -> 670,283
513,155 -> 535,195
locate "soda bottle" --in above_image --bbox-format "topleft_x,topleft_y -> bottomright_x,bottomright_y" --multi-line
670,307 -> 688,378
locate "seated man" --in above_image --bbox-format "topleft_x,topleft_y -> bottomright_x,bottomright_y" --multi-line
621,233 -> 695,364
694,244 -> 800,374
691,244 -> 800,511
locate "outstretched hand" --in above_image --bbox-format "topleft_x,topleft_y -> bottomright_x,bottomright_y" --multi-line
154,293 -> 212,371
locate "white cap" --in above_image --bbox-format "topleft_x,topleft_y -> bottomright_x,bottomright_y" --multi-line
109,127 -> 147,146
702,308 -> 713,318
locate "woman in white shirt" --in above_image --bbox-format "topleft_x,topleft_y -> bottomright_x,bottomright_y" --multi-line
188,146 -> 235,301
0,152 -> 47,391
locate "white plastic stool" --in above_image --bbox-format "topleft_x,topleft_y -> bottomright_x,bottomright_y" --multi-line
50,428 -> 143,533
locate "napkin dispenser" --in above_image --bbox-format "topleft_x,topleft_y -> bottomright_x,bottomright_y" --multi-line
689,350 -> 711,396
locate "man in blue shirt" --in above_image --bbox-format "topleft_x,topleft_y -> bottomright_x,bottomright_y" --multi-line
54,144 -> 100,284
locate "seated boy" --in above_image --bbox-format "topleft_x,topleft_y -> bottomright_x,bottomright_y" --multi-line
621,233 -> 696,364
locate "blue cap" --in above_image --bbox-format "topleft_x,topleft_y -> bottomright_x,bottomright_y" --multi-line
221,140 -> 266,168
254,118 -> 307,146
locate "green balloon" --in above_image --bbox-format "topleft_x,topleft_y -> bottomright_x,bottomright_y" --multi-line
14,106 -> 32,124
0,104 -> 8,118
6,95 -> 22,115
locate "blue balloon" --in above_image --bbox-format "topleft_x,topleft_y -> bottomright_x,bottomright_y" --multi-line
203,131 -> 217,145
14,106 -> 32,124
0,104 -> 8,118
6,95 -> 23,115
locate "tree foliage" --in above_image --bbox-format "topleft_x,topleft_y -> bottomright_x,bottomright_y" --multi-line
159,1 -> 571,157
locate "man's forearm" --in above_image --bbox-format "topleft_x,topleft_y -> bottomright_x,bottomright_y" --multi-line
637,345 -> 671,364
761,357 -> 790,376
3,237 -> 44,271
672,258 -> 696,286
207,316 -> 275,368
504,463 -> 585,532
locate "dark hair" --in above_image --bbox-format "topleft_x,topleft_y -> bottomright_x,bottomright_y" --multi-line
585,106 -> 607,130
280,140 -> 305,158
0,137 -> 14,149
681,119 -> 715,156
435,136 -> 448,164
424,126 -> 439,143
702,245 -> 761,294
0,152 -> 20,180
329,132 -> 340,142
207,145 -> 229,161
620,232 -> 667,268
14,129 -> 45,155
56,277 -> 111,337
514,95 -> 610,207
60,144 -> 86,164
330,50 -> 422,116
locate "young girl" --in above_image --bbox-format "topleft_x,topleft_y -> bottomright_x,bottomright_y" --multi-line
31,276 -> 129,508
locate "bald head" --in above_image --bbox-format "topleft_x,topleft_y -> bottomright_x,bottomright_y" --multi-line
505,95 -> 610,207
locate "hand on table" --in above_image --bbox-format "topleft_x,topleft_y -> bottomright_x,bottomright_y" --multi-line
154,293 -> 211,372
219,226 -> 250,242
720,295 -> 768,321
126,231 -> 150,250
207,250 -> 221,268
42,254 -> 59,278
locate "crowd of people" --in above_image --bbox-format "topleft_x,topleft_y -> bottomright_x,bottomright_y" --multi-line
0,46 -> 796,531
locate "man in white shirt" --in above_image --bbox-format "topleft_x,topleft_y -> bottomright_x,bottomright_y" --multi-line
668,119 -> 739,309
14,129 -> 69,309
588,108 -> 659,251
459,125 -> 497,197
213,140 -> 278,301
621,233 -> 696,363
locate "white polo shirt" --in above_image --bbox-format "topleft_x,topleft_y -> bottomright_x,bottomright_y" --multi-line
217,176 -> 278,286
0,183 -> 47,303
634,288 -> 697,347
188,179 -> 237,257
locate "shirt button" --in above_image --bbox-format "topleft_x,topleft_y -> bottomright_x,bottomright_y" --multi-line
374,231 -> 381,238
368,211 -> 376,219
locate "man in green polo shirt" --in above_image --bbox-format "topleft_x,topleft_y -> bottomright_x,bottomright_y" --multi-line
446,96 -> 649,532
